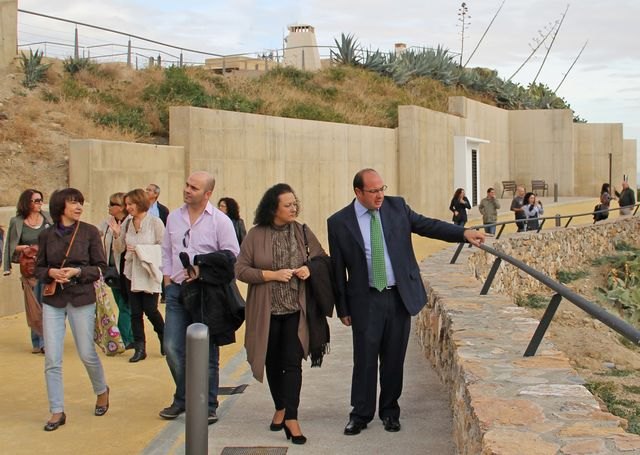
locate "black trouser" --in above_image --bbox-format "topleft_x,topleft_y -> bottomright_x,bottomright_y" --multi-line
350,287 -> 410,423
265,311 -> 303,420
125,277 -> 164,349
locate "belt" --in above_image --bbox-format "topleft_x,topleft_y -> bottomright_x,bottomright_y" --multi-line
370,285 -> 397,292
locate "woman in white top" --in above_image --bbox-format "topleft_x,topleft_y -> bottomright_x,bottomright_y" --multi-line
522,192 -> 544,232
112,188 -> 165,363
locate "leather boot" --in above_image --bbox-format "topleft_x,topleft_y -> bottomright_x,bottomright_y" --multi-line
129,346 -> 147,363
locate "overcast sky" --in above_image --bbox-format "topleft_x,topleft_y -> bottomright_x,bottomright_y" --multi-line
19,0 -> 640,173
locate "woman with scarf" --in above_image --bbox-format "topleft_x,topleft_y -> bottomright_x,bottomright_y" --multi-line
3,189 -> 52,353
235,183 -> 327,445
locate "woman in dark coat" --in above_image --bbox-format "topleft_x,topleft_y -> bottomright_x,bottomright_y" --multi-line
218,197 -> 247,245
449,188 -> 471,226
35,188 -> 109,431
235,183 -> 327,445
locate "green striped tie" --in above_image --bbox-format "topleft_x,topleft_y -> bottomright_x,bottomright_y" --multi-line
369,209 -> 387,291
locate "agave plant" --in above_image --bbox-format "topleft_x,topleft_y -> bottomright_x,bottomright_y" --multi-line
20,49 -> 51,89
331,33 -> 361,66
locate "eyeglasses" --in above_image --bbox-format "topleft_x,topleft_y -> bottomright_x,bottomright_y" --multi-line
360,185 -> 387,195
31,198 -> 43,204
182,229 -> 190,248
109,202 -> 121,207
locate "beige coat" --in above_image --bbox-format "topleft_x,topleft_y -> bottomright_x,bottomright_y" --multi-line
235,222 -> 325,382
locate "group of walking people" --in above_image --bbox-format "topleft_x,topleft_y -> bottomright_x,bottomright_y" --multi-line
2,169 -> 488,442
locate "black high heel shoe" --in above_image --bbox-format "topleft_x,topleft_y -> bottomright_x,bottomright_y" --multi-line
95,386 -> 110,416
283,421 -> 307,445
44,413 -> 66,432
270,420 -> 285,431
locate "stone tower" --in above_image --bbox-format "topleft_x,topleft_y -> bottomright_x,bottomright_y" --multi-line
283,24 -> 321,71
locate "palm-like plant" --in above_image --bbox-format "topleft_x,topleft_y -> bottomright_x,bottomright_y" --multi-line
21,49 -> 50,89
331,33 -> 361,66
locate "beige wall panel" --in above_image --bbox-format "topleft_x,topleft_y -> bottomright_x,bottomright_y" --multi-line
573,123 -> 624,196
0,206 -> 29,316
69,140 -> 185,224
509,109 -> 574,194
0,0 -> 16,68
623,139 -> 638,190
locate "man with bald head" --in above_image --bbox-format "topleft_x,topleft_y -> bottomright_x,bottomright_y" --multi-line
615,179 -> 636,216
159,171 -> 240,424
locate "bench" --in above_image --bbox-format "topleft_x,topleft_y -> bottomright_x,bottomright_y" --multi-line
531,179 -> 548,196
501,180 -> 517,198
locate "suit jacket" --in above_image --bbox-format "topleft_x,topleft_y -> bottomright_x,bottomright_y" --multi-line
157,202 -> 169,226
327,196 -> 465,331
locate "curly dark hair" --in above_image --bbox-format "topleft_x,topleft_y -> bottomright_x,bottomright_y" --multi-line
49,188 -> 85,223
254,183 -> 299,226
218,197 -> 241,221
16,189 -> 43,218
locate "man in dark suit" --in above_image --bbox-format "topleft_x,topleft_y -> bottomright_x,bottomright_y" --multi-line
327,168 -> 484,435
146,183 -> 169,226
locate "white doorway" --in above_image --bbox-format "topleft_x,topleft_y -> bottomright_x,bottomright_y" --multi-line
453,136 -> 490,206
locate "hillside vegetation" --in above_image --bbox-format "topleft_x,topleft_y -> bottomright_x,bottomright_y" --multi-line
0,53 -> 574,206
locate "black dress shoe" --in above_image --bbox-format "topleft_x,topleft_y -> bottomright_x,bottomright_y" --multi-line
382,417 -> 401,432
344,419 -> 367,435
129,349 -> 147,363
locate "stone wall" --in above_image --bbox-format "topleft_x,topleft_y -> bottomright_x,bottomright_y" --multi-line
416,218 -> 640,454
468,217 -> 640,299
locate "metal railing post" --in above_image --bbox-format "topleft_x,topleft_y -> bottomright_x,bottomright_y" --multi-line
555,214 -> 561,227
127,39 -> 131,67
450,242 -> 465,264
553,183 -> 558,202
74,26 -> 79,59
496,224 -> 506,239
186,323 -> 209,455
524,294 -> 562,357
480,257 -> 502,295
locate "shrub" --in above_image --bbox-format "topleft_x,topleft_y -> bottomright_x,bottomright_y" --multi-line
94,106 -> 150,136
61,78 -> 89,100
63,57 -> 95,75
20,49 -> 50,89
280,102 -> 345,123
212,93 -> 262,113
557,269 -> 588,283
515,293 -> 548,309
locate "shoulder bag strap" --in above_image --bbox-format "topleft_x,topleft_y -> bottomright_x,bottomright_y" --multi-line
59,222 -> 80,268
302,224 -> 310,262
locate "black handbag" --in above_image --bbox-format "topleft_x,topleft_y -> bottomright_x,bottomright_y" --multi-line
103,266 -> 121,289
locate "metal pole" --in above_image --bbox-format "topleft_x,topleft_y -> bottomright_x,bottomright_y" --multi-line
449,242 -> 465,264
74,26 -> 79,59
555,214 -> 561,227
186,323 -> 209,455
524,294 -> 562,356
180,51 -> 184,67
480,257 -> 502,295
127,39 -> 132,67
553,183 -> 558,202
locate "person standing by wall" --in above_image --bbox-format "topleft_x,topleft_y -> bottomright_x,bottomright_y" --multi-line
218,197 -> 247,245
510,185 -> 526,232
159,171 -> 240,425
522,192 -> 544,231
99,192 -> 134,350
146,184 -> 169,226
448,188 -> 471,226
615,178 -> 636,216
3,189 -> 52,353
327,168 -> 484,436
478,187 -> 500,235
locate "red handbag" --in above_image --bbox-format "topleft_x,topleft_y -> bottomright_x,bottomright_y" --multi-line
19,245 -> 38,278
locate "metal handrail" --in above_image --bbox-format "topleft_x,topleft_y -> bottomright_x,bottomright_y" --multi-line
450,201 -> 640,264
473,243 -> 640,356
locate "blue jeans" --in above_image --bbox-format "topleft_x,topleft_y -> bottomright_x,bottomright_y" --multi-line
164,283 -> 219,411
43,303 -> 107,413
30,280 -> 44,349
484,224 -> 496,235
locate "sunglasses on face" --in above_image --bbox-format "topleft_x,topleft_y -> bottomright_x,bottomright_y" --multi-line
31,198 -> 43,204
109,202 -> 121,207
